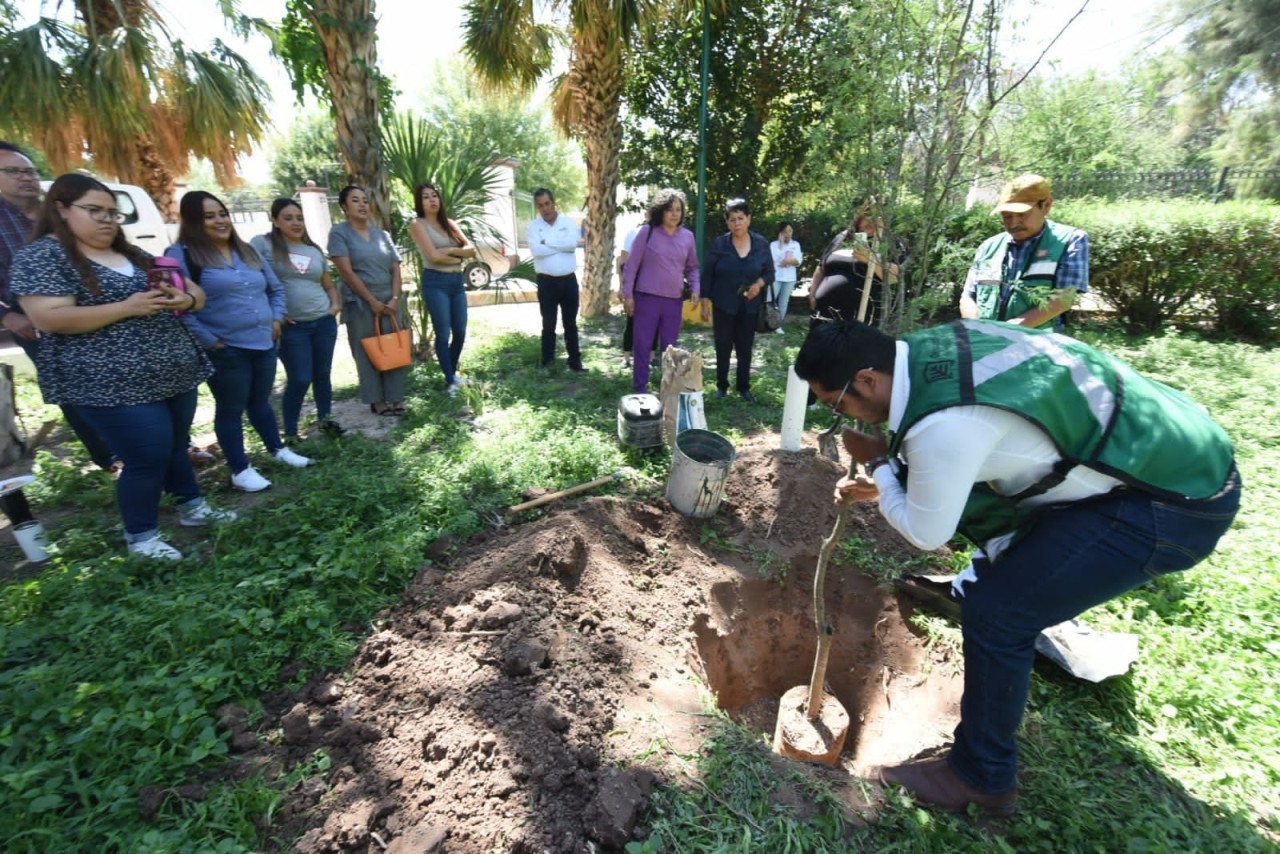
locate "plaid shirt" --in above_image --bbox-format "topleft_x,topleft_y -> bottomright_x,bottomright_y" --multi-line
0,196 -> 35,318
962,220 -> 1088,329
963,221 -> 1090,298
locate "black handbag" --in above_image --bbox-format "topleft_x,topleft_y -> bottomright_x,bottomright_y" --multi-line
758,285 -> 782,332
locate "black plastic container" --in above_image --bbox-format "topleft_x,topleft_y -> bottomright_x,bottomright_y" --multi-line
617,393 -> 664,449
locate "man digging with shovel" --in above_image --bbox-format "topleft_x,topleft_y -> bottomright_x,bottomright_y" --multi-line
794,319 -> 1240,816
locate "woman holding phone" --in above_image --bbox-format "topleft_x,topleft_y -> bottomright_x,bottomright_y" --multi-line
11,174 -> 235,560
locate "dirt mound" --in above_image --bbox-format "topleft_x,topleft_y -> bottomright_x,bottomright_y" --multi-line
249,433 -> 962,852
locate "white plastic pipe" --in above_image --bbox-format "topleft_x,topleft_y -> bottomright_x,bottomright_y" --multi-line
780,366 -> 809,451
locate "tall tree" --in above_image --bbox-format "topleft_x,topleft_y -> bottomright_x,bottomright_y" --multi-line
277,0 -> 394,227
418,60 -> 587,208
0,0 -> 269,218
801,0 -> 1086,331
269,111 -> 345,194
620,0 -> 834,216
991,68 -> 1185,177
461,0 -> 722,317
1169,0 -> 1280,187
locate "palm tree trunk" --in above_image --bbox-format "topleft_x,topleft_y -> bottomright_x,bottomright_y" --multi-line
569,25 -> 625,318
579,118 -> 623,318
135,135 -> 176,222
304,0 -> 391,228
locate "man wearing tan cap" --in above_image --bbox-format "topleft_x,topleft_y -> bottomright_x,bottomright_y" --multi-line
959,174 -> 1088,329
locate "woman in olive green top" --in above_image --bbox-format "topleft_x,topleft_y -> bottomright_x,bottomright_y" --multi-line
328,185 -> 410,416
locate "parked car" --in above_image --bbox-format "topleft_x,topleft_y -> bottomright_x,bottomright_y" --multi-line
466,233 -> 531,290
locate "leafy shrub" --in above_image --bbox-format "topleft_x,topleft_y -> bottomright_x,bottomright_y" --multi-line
1053,199 -> 1280,339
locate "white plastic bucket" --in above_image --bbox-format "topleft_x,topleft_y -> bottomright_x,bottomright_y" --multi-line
13,520 -> 49,562
666,429 -> 736,518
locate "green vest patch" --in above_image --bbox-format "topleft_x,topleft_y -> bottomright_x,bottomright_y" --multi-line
971,221 -> 1075,328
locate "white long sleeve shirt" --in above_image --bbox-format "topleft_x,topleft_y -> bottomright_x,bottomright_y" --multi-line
528,214 -> 581,277
871,341 -> 1123,557
770,239 -> 801,283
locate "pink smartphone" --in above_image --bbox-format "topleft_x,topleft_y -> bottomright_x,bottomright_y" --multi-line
149,256 -> 188,315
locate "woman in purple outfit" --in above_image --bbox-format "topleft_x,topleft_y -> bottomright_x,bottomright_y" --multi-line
620,188 -> 702,393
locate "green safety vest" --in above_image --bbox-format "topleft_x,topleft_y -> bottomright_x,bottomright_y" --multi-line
971,221 -> 1075,328
888,320 -> 1235,546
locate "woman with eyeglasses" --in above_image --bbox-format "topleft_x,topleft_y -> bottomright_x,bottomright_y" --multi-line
166,191 -> 312,494
10,174 -> 236,560
250,199 -> 343,441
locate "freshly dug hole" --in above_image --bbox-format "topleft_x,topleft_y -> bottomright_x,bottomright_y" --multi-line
251,435 -> 964,852
692,573 -> 964,774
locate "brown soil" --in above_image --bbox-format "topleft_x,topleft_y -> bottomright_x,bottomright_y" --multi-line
244,432 -> 964,853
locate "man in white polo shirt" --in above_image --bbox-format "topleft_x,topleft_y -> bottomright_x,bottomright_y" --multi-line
528,188 -> 585,371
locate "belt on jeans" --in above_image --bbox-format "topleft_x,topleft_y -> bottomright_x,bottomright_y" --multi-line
537,272 -> 577,282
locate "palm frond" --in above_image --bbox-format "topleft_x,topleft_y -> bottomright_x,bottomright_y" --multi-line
461,0 -> 554,91
167,40 -> 271,182
382,114 -> 444,200
0,19 -> 83,165
381,113 -> 504,247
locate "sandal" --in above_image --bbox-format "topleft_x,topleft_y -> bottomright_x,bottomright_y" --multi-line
370,402 -> 394,416
389,403 -> 406,415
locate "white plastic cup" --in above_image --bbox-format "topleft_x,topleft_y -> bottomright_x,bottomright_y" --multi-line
12,520 -> 49,562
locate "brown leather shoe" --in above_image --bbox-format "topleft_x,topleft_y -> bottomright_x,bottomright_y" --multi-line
880,756 -> 1017,817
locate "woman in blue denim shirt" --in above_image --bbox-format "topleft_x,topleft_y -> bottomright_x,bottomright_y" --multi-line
167,191 -> 312,493
408,183 -> 476,395
251,199 -> 343,441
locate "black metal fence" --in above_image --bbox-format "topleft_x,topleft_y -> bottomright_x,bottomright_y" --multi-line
1051,167 -> 1280,202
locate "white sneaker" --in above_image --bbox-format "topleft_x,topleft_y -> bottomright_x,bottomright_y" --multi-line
231,466 -> 272,492
453,376 -> 470,386
447,382 -> 460,397
128,536 -> 183,560
776,327 -> 786,335
178,502 -> 239,528
274,447 -> 312,468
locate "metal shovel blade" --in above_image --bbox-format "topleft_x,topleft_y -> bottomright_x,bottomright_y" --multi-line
816,413 -> 842,462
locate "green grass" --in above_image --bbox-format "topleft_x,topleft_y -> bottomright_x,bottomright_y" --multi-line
1,316 -> 1277,850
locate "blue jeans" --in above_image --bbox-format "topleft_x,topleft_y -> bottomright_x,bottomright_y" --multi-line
536,273 -> 581,366
206,345 -> 283,473
950,470 -> 1242,793
774,278 -> 795,320
277,314 -> 338,436
420,269 -> 467,385
14,330 -> 117,470
77,389 -> 202,542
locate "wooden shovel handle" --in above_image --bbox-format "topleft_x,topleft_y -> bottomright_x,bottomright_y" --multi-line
508,472 -> 622,513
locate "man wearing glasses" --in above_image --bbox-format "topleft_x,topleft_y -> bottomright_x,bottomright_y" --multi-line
0,142 -> 116,471
0,142 -> 43,346
959,173 -> 1088,330
794,319 -> 1239,816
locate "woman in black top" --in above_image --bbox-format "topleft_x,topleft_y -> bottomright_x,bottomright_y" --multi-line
702,199 -> 774,402
808,210 -> 903,328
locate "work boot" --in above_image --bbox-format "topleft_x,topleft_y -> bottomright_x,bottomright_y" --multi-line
879,756 -> 1016,817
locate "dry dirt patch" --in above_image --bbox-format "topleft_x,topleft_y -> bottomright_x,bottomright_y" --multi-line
243,433 -> 963,852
